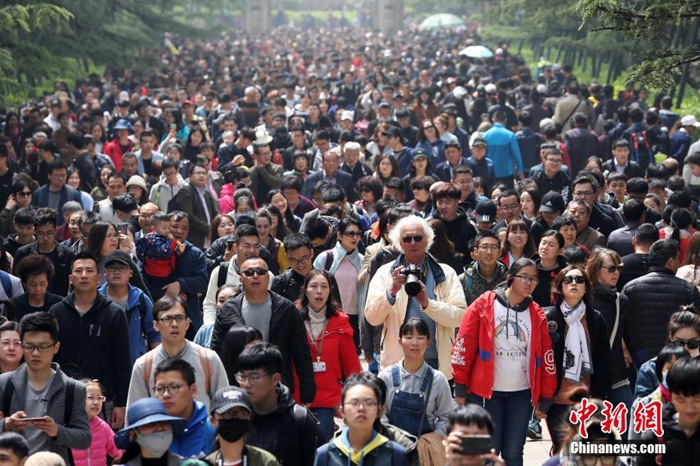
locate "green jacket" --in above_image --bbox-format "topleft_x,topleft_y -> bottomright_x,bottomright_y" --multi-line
458,261 -> 508,305
206,445 -> 281,466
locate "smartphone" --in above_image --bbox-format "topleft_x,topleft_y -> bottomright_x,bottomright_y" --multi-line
19,417 -> 46,422
117,223 -> 129,235
459,435 -> 492,455
226,238 -> 235,250
170,123 -> 177,130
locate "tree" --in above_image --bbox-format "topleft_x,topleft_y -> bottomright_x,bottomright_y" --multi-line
577,0 -> 700,90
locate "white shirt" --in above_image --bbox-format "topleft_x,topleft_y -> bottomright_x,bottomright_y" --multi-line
493,300 -> 532,392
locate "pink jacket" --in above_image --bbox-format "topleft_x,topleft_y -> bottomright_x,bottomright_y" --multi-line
72,416 -> 123,466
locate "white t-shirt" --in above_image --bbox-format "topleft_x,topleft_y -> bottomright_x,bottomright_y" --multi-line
493,300 -> 532,392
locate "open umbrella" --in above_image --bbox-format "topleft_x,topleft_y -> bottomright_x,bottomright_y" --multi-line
419,13 -> 465,30
459,45 -> 494,59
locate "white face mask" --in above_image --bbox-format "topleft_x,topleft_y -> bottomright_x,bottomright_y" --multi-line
136,430 -> 173,458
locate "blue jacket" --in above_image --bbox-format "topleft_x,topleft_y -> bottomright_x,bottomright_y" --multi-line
175,241 -> 209,334
466,156 -> 495,187
483,123 -> 524,177
415,140 -> 445,164
634,358 -> 657,399
97,283 -> 160,367
170,400 -> 216,457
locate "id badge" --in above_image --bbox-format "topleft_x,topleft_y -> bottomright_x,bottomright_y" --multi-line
313,361 -> 327,373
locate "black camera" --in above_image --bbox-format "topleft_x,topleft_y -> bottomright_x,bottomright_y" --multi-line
401,264 -> 422,297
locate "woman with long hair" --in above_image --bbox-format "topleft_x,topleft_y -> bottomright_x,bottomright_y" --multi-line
296,269 -> 361,439
66,169 -> 94,211
413,89 -> 438,124
194,283 -> 241,349
90,166 -> 113,203
210,213 -> 235,244
677,232 -> 700,288
374,154 -> 401,184
354,176 -> 384,217
183,126 -> 207,163
587,248 -> 642,416
161,109 -> 189,145
91,122 -> 107,155
543,265 -> 612,454
255,209 -> 288,275
519,188 -> 541,221
366,122 -> 392,161
452,258 -> 556,466
500,220 -> 536,267
428,218 -> 463,274
659,207 -> 694,264
267,189 -> 302,233
266,204 -> 291,243
415,119 -> 445,164
314,373 -> 407,466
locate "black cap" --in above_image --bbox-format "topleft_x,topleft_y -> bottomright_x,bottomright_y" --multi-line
395,107 -> 410,119
471,137 -> 487,147
412,149 -> 429,160
104,250 -> 134,268
476,199 -> 497,223
118,100 -> 130,108
382,127 -> 402,138
539,191 -> 566,214
210,386 -> 253,415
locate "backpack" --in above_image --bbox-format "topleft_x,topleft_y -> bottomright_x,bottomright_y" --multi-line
630,129 -> 652,168
142,345 -> 212,395
217,262 -> 231,288
0,271 -> 13,300
3,377 -> 77,466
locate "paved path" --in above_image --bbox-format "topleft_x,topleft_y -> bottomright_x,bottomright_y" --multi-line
523,420 -> 552,465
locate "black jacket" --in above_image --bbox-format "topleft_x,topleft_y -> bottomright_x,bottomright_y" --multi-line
544,304 -> 612,400
590,284 -> 646,387
13,241 -> 74,297
530,255 -> 568,308
622,267 -> 700,358
618,252 -> 651,291
211,291 -> 317,404
246,384 -> 323,466
49,292 -> 131,405
637,404 -> 700,466
270,268 -> 341,304
431,208 -> 477,259
204,235 -> 272,273
169,183 -> 219,249
601,159 -> 644,179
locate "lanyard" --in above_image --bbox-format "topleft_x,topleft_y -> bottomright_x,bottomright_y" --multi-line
306,319 -> 328,363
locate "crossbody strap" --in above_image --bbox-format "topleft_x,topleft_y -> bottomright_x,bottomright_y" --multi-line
610,293 -> 620,349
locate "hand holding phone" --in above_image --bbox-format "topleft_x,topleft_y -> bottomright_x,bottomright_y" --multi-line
459,435 -> 492,456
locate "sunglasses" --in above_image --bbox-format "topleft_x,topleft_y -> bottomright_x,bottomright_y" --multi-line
673,338 -> 700,350
402,235 -> 424,244
563,275 -> 586,284
242,268 -> 268,277
343,231 -> 362,238
602,265 -> 624,273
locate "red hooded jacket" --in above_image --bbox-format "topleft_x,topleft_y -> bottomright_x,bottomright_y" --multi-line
451,290 -> 557,404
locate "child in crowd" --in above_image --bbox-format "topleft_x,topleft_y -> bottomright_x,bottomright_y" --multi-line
135,212 -> 185,300
72,380 -> 122,466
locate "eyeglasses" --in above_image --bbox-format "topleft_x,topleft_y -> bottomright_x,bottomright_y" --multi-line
17,191 -> 31,197
563,275 -> 587,284
153,383 -> 184,396
87,395 -> 107,402
672,338 -> 700,350
288,255 -> 311,265
500,204 -> 519,211
343,231 -> 362,238
35,230 -> 56,238
344,399 -> 378,409
602,265 -> 624,273
242,268 -> 269,277
0,340 -> 21,349
477,244 -> 500,251
402,235 -> 424,244
581,456 -> 616,466
158,314 -> 187,324
235,372 -> 268,384
513,275 -> 539,285
105,233 -> 119,239
573,191 -> 595,197
454,179 -> 474,186
106,265 -> 130,273
22,342 -> 56,353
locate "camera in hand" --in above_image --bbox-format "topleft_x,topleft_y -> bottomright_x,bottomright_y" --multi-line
401,264 -> 422,297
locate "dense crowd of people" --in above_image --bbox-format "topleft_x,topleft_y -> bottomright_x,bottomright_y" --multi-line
0,20 -> 698,466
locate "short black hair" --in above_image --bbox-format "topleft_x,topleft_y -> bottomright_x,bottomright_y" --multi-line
635,223 -> 660,246
188,162 -> 208,176
237,341 -> 283,375
304,217 -> 331,242
234,224 -> 259,244
646,163 -> 668,180
32,207 -> 58,228
399,318 -> 430,339
0,433 -> 29,460
15,254 -> 54,284
655,343 -> 690,382
283,232 -> 312,252
474,229 -> 499,248
448,404 -> 494,435
383,177 -> 403,191
71,251 -> 99,270
112,193 -> 138,212
667,356 -> 700,397
152,295 -> 188,321
622,198 -> 645,222
626,177 -> 649,195
162,157 -> 180,171
606,171 -> 628,184
13,207 -> 34,226
321,184 -> 346,203
280,175 -> 303,193
685,151 -> 700,167
19,311 -> 59,342
649,238 -> 680,267
47,159 -> 67,175
562,245 -> 589,264
154,358 -> 196,386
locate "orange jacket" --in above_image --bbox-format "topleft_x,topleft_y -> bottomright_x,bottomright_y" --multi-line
451,290 -> 557,404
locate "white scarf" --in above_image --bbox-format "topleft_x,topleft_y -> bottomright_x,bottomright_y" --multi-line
561,301 -> 592,383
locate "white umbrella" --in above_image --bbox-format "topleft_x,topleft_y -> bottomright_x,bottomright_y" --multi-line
459,45 -> 494,59
419,13 -> 465,30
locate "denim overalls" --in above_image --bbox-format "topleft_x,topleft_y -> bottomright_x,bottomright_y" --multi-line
387,365 -> 434,436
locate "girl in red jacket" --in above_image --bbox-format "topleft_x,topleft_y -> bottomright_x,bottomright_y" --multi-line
451,258 -> 557,466
294,269 -> 361,440
72,380 -> 122,466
